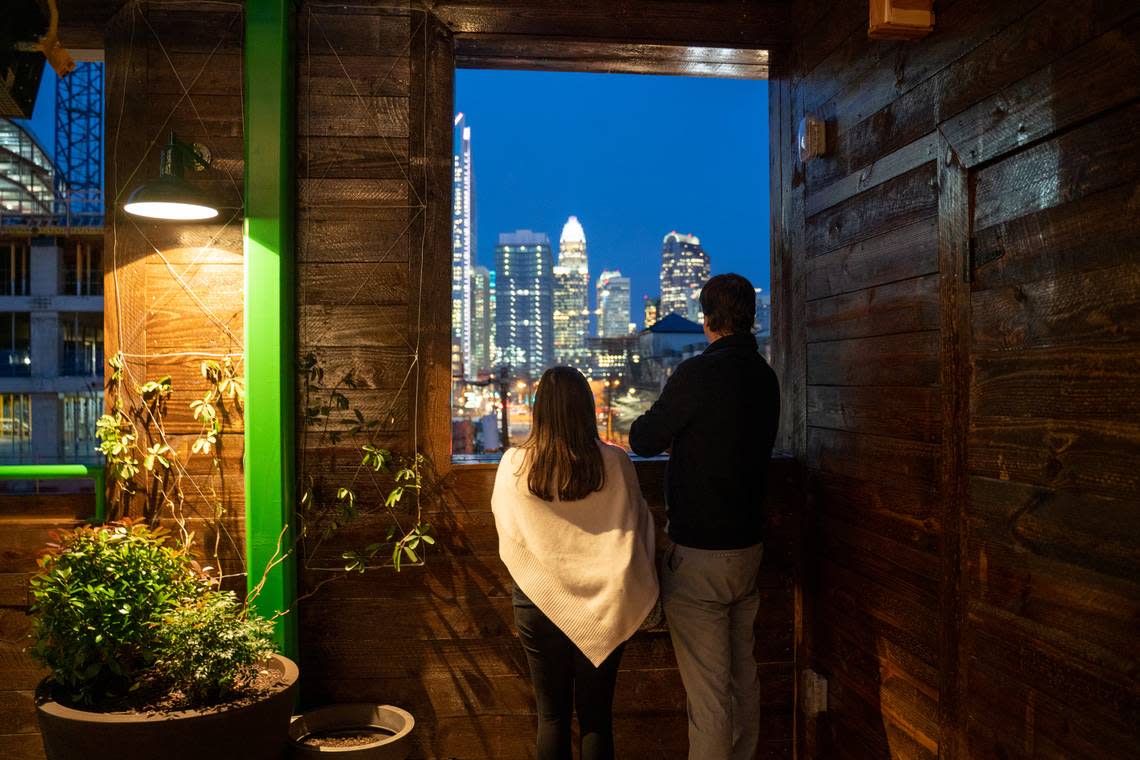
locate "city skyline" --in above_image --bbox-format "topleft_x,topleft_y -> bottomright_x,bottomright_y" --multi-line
455,69 -> 769,317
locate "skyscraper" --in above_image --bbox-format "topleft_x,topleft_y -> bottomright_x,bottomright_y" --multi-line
596,270 -> 631,338
471,266 -> 493,378
451,113 -> 474,378
553,215 -> 590,367
659,231 -> 710,319
754,287 -> 771,337
495,231 -> 553,377
643,295 -> 660,329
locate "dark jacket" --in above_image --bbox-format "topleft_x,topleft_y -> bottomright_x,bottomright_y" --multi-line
629,332 -> 780,550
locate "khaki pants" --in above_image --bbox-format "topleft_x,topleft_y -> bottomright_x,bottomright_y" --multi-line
661,541 -> 765,760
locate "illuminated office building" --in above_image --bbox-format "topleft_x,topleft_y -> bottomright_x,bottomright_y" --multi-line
659,231 -> 709,319
494,231 -> 553,377
552,215 -> 590,367
754,287 -> 771,337
596,269 -> 631,338
643,295 -> 659,329
471,266 -> 493,378
451,113 -> 474,378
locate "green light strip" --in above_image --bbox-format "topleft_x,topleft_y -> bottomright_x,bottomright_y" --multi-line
243,0 -> 297,659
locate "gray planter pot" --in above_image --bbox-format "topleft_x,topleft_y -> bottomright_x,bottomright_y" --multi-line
289,704 -> 415,759
36,654 -> 299,760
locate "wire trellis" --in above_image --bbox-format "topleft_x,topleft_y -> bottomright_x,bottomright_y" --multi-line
106,0 -> 439,588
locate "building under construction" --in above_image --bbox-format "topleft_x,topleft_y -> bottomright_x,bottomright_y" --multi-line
0,62 -> 103,468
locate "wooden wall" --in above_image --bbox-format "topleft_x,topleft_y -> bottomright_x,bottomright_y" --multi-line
0,496 -> 91,760
771,0 -> 1140,757
292,5 -> 798,758
102,0 -> 247,559
298,457 -> 800,760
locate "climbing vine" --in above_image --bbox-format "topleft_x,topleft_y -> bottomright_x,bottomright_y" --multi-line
296,351 -> 433,575
94,348 -> 434,597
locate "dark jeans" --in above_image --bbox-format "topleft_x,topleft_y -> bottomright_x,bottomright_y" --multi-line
512,585 -> 625,760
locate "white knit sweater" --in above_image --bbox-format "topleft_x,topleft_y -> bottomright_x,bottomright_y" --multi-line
492,442 -> 659,666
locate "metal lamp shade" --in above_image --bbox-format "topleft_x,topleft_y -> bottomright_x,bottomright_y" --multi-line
123,175 -> 219,221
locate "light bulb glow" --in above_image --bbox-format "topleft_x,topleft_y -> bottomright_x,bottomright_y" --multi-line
123,201 -> 218,221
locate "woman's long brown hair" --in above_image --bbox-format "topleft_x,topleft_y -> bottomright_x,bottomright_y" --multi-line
519,367 -> 605,501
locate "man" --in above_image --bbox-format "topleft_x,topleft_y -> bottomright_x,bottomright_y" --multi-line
629,273 -> 780,760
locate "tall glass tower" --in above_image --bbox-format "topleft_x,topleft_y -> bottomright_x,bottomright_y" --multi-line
553,215 -> 590,367
596,270 -> 631,338
470,265 -> 493,378
659,231 -> 709,319
451,113 -> 474,378
494,231 -> 553,378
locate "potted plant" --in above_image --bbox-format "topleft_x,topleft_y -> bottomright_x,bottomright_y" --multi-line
29,521 -> 299,760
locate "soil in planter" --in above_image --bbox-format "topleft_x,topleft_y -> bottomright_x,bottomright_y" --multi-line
44,664 -> 288,715
298,727 -> 397,748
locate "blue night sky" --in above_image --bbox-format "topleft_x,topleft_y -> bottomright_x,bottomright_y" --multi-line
14,67 -> 57,159
456,69 -> 769,326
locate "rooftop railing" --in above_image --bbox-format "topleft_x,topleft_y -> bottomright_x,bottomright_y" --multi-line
0,463 -> 105,521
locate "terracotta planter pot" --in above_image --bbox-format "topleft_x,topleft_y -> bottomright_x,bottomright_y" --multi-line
36,654 -> 299,760
289,704 -> 415,759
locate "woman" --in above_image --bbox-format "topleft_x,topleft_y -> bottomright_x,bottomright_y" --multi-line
492,367 -> 659,760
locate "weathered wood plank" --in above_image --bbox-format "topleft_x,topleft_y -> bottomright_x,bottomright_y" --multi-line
818,514 -> 942,595
298,136 -> 411,180
817,560 -> 940,666
298,55 -> 411,99
432,1 -> 792,48
968,529 -> 1138,678
971,179 -> 1140,292
946,13 -> 1140,168
805,163 -> 938,255
805,218 -> 939,301
968,476 -> 1139,584
807,385 -> 940,443
298,207 -> 414,264
971,264 -> 1139,351
294,347 -> 415,390
807,428 -> 940,487
972,101 -> 1140,231
964,658 -> 1139,759
806,331 -> 940,386
804,133 -> 937,218
0,733 -> 44,760
411,12 -> 458,472
971,345 -> 1140,425
966,605 -> 1139,733
805,274 -> 939,343
299,94 -> 410,139
456,36 -> 769,78
298,262 -> 410,307
298,305 -> 412,349
297,178 -> 411,208
810,469 -> 941,543
0,691 -> 37,735
967,417 -> 1140,501
808,0 -> 1139,191
298,8 -> 413,55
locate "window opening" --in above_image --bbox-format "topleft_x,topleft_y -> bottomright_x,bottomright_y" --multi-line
450,69 -> 771,461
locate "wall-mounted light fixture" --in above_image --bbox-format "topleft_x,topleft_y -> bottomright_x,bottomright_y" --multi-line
868,0 -> 935,40
123,132 -> 218,221
798,115 -> 826,163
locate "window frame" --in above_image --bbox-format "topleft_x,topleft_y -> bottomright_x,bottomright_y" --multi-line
429,28 -> 773,472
